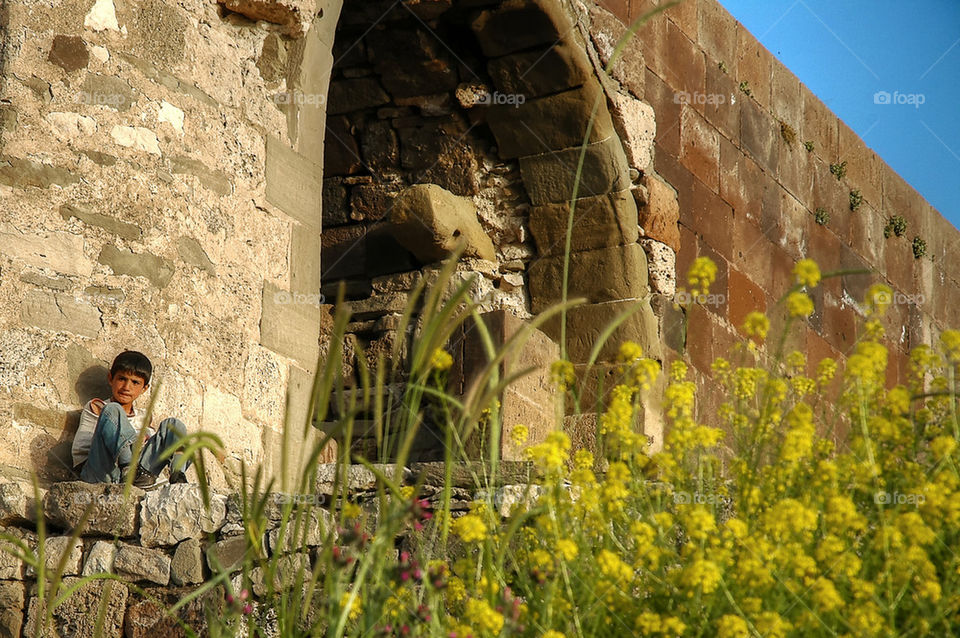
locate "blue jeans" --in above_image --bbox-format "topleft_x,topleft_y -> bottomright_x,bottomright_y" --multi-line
79,402 -> 190,484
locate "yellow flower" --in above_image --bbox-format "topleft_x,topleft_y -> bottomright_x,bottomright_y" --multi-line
453,514 -> 487,543
430,348 -> 453,371
680,557 -> 722,594
542,632 -> 566,638
342,501 -> 361,519
339,591 -> 361,621
617,341 -> 644,363
793,258 -> 821,287
716,614 -> 750,638
555,539 -> 578,561
816,358 -> 837,386
465,598 -> 504,635
597,549 -> 633,583
940,329 -> 960,364
742,311 -> 770,341
864,283 -> 893,317
550,359 -> 576,388
811,576 -> 843,612
786,291 -> 814,317
524,431 -> 570,474
930,435 -> 957,460
688,256 -> 718,297
510,424 -> 528,448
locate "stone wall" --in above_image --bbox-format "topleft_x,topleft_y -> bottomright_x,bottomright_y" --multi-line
596,0 -> 960,436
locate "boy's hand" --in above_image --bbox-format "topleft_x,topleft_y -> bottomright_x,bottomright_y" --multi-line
90,398 -> 105,416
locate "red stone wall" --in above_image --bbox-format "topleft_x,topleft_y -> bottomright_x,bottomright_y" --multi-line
599,0 -> 960,393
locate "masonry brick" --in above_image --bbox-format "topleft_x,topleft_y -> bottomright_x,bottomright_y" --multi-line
805,222 -> 843,290
777,135 -> 815,207
662,20 -> 706,107
530,190 -> 639,256
518,137 -> 631,205
727,266 -> 765,333
740,97 -> 778,176
644,69 -> 682,158
20,290 -> 102,338
838,123 -> 883,208
845,202 -> 886,273
736,28 -> 771,108
731,212 -> 774,295
697,0 -> 737,71
595,0 -> 629,22
839,246 -> 876,309
801,83 -> 838,162
487,41 -> 591,98
654,145 -> 694,209
812,156 -> 848,230
770,58 -> 801,127
683,175 -> 734,259
266,136 -> 323,227
679,106 -> 720,193
472,0 -> 574,57
665,0 -> 699,41
528,243 -> 649,312
638,174 -> 680,251
884,233 -> 917,296
693,241 -> 728,318
700,57 -> 739,142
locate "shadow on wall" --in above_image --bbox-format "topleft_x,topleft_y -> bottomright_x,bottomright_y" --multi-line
43,365 -> 113,482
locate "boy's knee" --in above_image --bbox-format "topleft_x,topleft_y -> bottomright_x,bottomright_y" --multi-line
159,417 -> 187,437
100,402 -> 123,419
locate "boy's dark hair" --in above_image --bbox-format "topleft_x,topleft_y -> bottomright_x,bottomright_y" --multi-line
110,351 -> 152,385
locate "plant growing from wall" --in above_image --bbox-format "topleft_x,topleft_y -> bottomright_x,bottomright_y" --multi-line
814,207 -> 830,226
718,61 -> 728,73
913,236 -> 927,259
780,122 -> 796,147
738,80 -> 752,96
849,189 -> 863,212
803,140 -> 815,153
884,215 -> 907,238
830,160 -> 847,181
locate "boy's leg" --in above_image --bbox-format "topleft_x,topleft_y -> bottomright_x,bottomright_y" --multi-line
79,403 -> 138,484
140,418 -> 191,478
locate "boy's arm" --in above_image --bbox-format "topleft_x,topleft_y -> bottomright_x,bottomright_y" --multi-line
89,398 -> 105,416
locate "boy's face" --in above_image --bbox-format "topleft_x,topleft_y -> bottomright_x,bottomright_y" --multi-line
107,370 -> 149,410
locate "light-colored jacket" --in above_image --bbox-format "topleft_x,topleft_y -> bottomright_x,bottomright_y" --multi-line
72,400 -> 154,468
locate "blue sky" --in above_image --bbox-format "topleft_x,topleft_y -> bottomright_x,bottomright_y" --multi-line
717,0 -> 960,230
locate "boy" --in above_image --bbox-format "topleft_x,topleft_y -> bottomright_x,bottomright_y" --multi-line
72,350 -> 190,486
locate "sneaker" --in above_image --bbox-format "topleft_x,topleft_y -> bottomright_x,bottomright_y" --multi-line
122,464 -> 157,488
169,469 -> 188,484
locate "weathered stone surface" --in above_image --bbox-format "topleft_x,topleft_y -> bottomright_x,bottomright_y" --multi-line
44,481 -> 143,537
218,0 -> 302,32
408,462 -> 534,488
323,116 -> 363,177
0,481 -> 29,525
170,537 -> 204,586
0,156 -> 79,188
266,507 -> 335,550
169,156 -> 232,196
640,239 -> 677,297
78,74 -> 137,111
487,80 -> 616,158
123,596 -> 216,638
315,463 -> 405,494
360,121 -> 399,170
20,290 -> 102,338
46,112 -> 97,139
59,204 -> 142,241
388,184 -> 495,262
265,136 -> 322,226
81,540 -> 117,576
529,190 -> 639,256
205,536 -> 247,573
259,281 -> 322,369
85,0 -> 120,31
487,41 -> 591,98
0,581 -> 24,638
376,58 -> 459,99
397,118 -> 479,196
588,4 -> 646,99
322,178 -> 349,227
472,0 -> 573,57
609,92 -> 655,172
48,35 -> 88,72
139,484 -> 227,548
98,245 -> 174,288
327,78 -> 390,114
542,298 -> 662,362
0,527 -> 34,579
110,125 -> 161,155
519,136 -> 631,205
28,536 -> 82,577
637,174 -> 681,251
114,544 -> 171,585
176,237 -> 216,276
479,484 -> 543,517
0,225 -> 91,276
528,243 -> 648,313
24,578 -> 127,637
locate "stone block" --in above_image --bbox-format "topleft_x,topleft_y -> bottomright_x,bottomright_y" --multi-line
529,190 -> 639,256
777,134 -> 815,207
24,578 -> 127,638
698,0 -> 738,70
736,28 -> 772,108
324,115 -> 363,177
638,173 -> 681,251
770,57 -> 802,128
327,78 -> 390,114
727,266 -> 766,334
48,35 -> 88,72
376,58 -> 459,99
28,536 -> 82,577
660,21 -> 706,105
265,136 -> 322,228
680,106 -> 720,192
81,540 -> 117,576
44,481 -> 143,537
315,463 -> 402,494
472,0 -> 574,57
171,537 -> 204,585
359,120 -> 399,170
114,544 -> 171,585
260,281 -> 322,368
542,298 -> 661,362
740,97 -> 778,176
205,536 -> 247,574
218,0 -> 301,32
487,41 -> 591,98
169,156 -> 232,196
20,290 -> 102,338
609,92 -> 655,173
122,595 -> 217,638
0,581 -> 24,638
59,204 -> 141,241
701,57 -> 739,141
528,243 -> 649,313
0,156 -> 79,189
266,508 -> 335,550
0,481 -> 30,525
110,126 -> 161,155
139,484 -> 227,548
98,245 -> 174,288
643,70 -> 681,158
588,5 -> 645,99
519,136 -> 631,205
801,84 -> 838,162
486,80 -> 616,158
322,178 -> 349,227
408,461 -> 533,488
398,118 -> 479,196
640,239 -> 676,297
79,73 -> 137,112
388,183 -> 495,262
